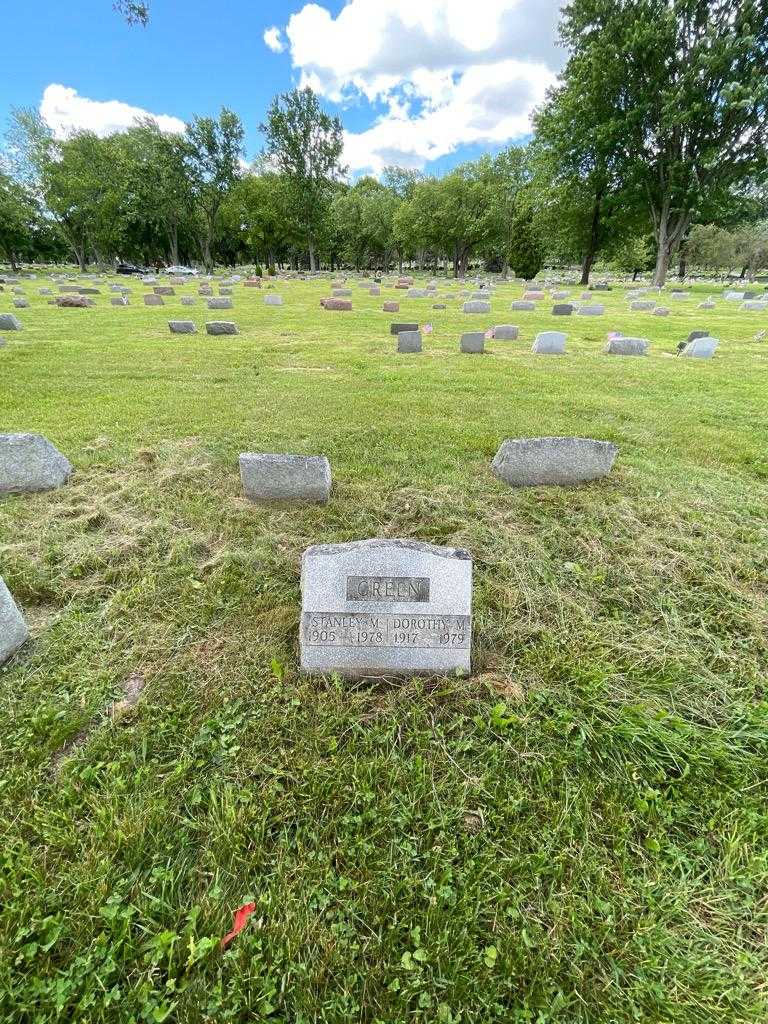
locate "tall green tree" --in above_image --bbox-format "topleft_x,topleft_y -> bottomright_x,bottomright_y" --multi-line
185,109 -> 244,271
121,120 -> 194,265
0,173 -> 39,270
558,0 -> 768,285
261,87 -> 346,271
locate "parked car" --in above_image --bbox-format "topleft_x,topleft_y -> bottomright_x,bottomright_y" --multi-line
116,262 -> 151,275
165,265 -> 199,276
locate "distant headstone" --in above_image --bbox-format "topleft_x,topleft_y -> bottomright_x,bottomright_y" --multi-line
369,286 -> 381,296
321,298 -> 353,311
205,321 -> 239,335
492,437 -> 617,487
78,287 -> 100,295
144,294 -> 164,306
551,290 -> 570,300
698,300 -> 716,309
333,289 -> 352,297
605,336 -> 648,355
390,322 -> 418,335
240,453 -> 331,504
180,296 -> 196,306
154,286 -> 175,296
531,331 -> 566,354
552,303 -> 573,316
630,300 -> 655,311
653,307 -> 670,316
0,433 -> 73,493
742,300 -> 768,311
680,336 -> 718,359
724,291 -> 744,300
408,288 -> 429,298
38,288 -> 52,296
397,331 -> 422,353
492,324 -> 519,340
264,295 -> 284,306
168,320 -> 196,334
56,295 -> 92,307
207,297 -> 233,309
383,302 -> 400,313
463,301 -> 490,313
300,539 -> 472,678
13,299 -> 28,308
111,296 -> 129,306
577,304 -> 604,316
460,331 -> 484,354
511,301 -> 535,311
523,290 -> 545,300
0,577 -> 29,666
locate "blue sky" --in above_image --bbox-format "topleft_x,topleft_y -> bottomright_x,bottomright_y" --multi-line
2,0 -> 565,176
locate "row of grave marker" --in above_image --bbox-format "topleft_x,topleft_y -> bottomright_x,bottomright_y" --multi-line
1,433 -> 619,676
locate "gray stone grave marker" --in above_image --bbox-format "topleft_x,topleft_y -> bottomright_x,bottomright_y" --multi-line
0,433 -> 72,493
300,539 -> 472,678
397,330 -> 422,353
492,437 -> 617,487
240,453 -> 331,504
0,577 -> 29,666
460,331 -> 484,353
532,331 -> 566,354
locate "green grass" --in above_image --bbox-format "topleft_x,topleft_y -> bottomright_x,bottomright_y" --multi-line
1,272 -> 767,1023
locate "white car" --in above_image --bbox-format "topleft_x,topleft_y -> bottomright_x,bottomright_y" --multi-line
165,265 -> 199,276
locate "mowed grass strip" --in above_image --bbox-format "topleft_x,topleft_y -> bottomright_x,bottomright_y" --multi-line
1,275 -> 767,1023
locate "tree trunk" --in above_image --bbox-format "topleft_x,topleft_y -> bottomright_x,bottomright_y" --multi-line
652,245 -> 670,287
308,237 -> 317,272
740,265 -> 748,279
678,241 -> 687,281
650,198 -> 690,288
580,193 -> 602,285
201,234 -> 213,273
580,250 -> 594,286
168,219 -> 179,266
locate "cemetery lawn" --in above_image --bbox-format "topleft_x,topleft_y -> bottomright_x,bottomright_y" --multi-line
1,276 -> 768,1024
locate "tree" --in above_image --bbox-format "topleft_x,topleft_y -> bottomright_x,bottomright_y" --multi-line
331,177 -> 400,271
221,172 -> 299,268
609,235 -> 653,279
558,0 -> 768,285
185,109 -> 244,271
121,120 -> 194,264
507,203 -> 545,280
114,2 -> 149,25
734,221 -> 768,278
531,80 -> 643,283
261,87 -> 346,271
0,173 -> 39,270
40,132 -> 128,269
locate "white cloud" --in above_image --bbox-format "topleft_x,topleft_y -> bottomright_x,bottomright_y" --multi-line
263,26 -> 285,52
40,84 -> 185,140
273,0 -> 564,173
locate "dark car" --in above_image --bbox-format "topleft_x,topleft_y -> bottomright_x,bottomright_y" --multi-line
116,262 -> 151,275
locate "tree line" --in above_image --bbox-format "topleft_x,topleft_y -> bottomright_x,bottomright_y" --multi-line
2,0 -> 767,286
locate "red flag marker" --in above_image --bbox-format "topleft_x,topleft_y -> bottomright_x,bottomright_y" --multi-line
220,902 -> 256,949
